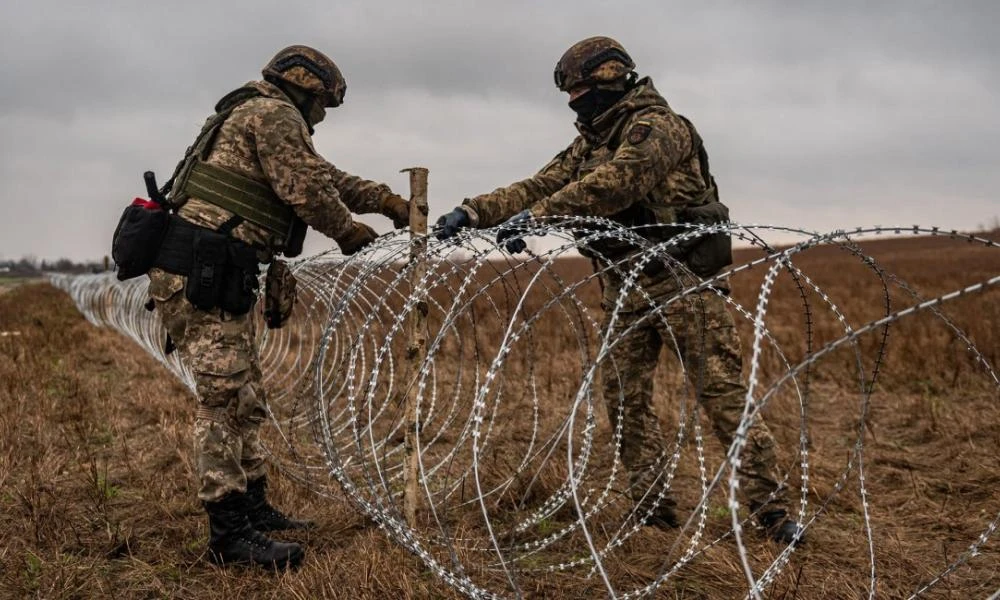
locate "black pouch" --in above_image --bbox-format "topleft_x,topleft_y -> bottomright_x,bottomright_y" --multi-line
111,199 -> 170,281
263,259 -> 296,329
677,201 -> 733,277
185,229 -> 229,311
220,240 -> 260,315
282,216 -> 308,258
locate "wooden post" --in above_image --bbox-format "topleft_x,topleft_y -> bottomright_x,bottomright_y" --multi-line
401,167 -> 429,526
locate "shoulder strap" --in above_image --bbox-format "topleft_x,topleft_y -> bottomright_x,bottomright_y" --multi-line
604,114 -> 632,152
216,214 -> 245,236
676,114 -> 717,194
161,86 -> 264,204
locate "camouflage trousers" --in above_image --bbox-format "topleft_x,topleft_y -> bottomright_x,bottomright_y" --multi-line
600,289 -> 786,512
148,269 -> 268,502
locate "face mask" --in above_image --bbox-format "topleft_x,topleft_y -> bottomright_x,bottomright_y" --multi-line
568,88 -> 626,123
305,99 -> 326,128
279,83 -> 327,132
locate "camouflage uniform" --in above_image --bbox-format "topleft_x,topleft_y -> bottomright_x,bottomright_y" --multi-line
149,79 -> 403,503
461,77 -> 786,513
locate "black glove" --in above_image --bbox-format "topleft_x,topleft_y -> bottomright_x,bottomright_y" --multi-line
434,207 -> 471,240
336,221 -> 378,255
496,210 -> 534,254
380,194 -> 411,229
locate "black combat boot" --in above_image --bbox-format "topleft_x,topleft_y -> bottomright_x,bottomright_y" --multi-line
204,491 -> 305,570
757,508 -> 805,545
643,504 -> 680,529
637,496 -> 680,530
245,476 -> 315,532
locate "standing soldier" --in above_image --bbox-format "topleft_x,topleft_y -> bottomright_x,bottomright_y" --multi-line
147,45 -> 411,569
436,37 -> 800,544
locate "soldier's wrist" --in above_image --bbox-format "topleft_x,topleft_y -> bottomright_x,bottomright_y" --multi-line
334,221 -> 357,243
377,191 -> 398,208
458,204 -> 479,227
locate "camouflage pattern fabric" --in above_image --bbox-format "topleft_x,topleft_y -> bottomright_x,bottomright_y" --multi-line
602,291 -> 785,510
462,79 -> 715,311
177,79 -> 402,255
461,79 -> 788,514
462,79 -> 705,226
148,269 -> 267,501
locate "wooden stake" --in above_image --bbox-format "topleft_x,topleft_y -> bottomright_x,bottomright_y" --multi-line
401,167 -> 428,526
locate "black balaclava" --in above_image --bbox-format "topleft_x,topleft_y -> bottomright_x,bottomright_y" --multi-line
569,88 -> 627,124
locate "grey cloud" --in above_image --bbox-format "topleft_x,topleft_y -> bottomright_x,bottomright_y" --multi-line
1,0 -> 998,261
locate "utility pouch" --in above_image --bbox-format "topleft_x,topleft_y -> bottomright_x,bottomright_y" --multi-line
221,240 -> 260,315
677,200 -> 733,277
283,217 -> 308,258
574,203 -> 651,260
263,259 -> 296,329
112,198 -> 170,281
185,229 -> 229,311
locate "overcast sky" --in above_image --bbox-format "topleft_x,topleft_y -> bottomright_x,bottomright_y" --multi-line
1,0 -> 998,261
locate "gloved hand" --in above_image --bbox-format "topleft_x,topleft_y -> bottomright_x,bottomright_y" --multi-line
336,221 -> 378,255
496,210 -> 534,254
380,194 -> 410,229
434,207 -> 471,240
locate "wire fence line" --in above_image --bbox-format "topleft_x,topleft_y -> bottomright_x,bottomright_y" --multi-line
50,221 -> 1000,599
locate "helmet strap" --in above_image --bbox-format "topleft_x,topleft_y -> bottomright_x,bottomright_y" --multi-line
301,95 -> 327,130
270,79 -> 323,134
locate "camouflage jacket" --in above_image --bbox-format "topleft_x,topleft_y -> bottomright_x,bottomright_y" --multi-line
150,80 -> 396,302
179,80 -> 395,250
461,78 -> 716,309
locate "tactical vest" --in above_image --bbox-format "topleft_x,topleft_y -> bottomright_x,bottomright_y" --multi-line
161,87 -> 308,257
577,111 -> 731,278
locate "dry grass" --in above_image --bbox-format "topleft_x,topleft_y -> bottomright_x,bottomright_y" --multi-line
0,233 -> 998,599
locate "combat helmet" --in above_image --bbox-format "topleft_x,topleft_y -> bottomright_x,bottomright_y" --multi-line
262,45 -> 346,107
554,36 -> 635,92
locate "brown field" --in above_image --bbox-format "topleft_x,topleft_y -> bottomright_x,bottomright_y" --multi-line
1,233 -> 998,599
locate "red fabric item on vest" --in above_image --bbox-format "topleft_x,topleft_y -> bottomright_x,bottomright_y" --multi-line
131,197 -> 162,210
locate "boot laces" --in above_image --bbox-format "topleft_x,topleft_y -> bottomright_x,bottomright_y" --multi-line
239,528 -> 272,551
264,506 -> 288,521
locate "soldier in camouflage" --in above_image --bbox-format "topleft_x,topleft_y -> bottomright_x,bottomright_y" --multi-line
436,37 -> 801,544
148,45 -> 411,569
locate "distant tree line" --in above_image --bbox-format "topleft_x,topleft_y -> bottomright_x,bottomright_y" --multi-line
979,215 -> 1000,235
1,216 -> 996,279
0,256 -> 109,277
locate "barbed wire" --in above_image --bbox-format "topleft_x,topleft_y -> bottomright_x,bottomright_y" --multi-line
49,221 -> 1000,599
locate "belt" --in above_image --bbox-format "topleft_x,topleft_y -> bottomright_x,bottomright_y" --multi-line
153,215 -> 258,276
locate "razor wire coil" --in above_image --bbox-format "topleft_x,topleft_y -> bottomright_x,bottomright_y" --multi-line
49,220 -> 1000,600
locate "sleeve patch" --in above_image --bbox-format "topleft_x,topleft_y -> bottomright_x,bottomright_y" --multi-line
626,123 -> 652,145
